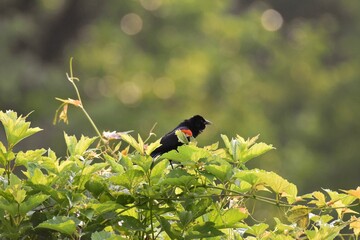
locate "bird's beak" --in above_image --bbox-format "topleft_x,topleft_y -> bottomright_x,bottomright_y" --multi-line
204,119 -> 212,125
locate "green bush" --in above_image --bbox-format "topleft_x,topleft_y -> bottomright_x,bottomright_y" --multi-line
0,64 -> 359,239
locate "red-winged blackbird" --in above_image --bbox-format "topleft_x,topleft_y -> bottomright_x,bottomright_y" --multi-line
150,115 -> 211,158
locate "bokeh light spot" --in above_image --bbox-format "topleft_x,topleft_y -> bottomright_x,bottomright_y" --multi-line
140,0 -> 162,11
121,13 -> 143,35
261,9 -> 283,32
153,77 -> 175,99
117,81 -> 142,105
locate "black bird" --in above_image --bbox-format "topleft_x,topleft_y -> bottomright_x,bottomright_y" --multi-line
150,115 -> 211,158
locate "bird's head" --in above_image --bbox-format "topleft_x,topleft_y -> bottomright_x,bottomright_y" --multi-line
186,115 -> 211,137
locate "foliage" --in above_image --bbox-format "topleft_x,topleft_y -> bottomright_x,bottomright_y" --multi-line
0,72 -> 360,239
2,0 -> 360,193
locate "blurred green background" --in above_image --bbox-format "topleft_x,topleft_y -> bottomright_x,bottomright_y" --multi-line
1,0 -> 359,193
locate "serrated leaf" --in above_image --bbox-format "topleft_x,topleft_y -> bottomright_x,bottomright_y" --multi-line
145,138 -> 162,156
246,223 -> 269,237
82,163 -> 108,175
162,145 -> 210,164
287,205 -> 310,228
64,133 -> 97,156
217,208 -> 248,228
104,154 -> 124,173
110,169 -> 144,190
204,158 -> 233,182
90,201 -> 123,215
120,133 -> 143,154
0,110 -> 42,148
37,216 -> 76,236
15,149 -> 47,167
350,216 -> 360,237
342,186 -> 360,199
240,142 -> 275,163
309,191 -> 327,207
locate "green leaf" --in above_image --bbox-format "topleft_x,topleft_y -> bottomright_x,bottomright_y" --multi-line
0,141 -> 9,166
90,201 -> 123,215
246,223 -> 269,237
91,231 -> 111,240
37,216 -> 77,236
28,168 -> 50,185
19,194 -> 50,215
218,208 -> 248,228
15,149 -> 47,167
82,163 -> 108,175
120,133 -> 143,154
85,179 -> 106,198
157,216 -> 182,239
240,142 -> 275,163
162,169 -> 198,188
110,169 -> 144,190
104,154 -> 124,173
188,222 -> 224,239
309,191 -> 327,207
131,155 -> 152,172
236,169 -> 298,202
145,138 -> 162,156
118,215 -> 146,231
0,110 -> 43,149
64,133 -> 97,156
175,130 -> 190,144
161,145 -> 210,165
0,197 -> 17,216
179,211 -> 193,228
305,224 -> 344,240
221,134 -> 231,152
204,157 -> 233,182
287,205 -> 310,228
150,158 -> 168,183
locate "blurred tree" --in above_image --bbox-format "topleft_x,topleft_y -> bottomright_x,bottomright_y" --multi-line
0,0 -> 359,193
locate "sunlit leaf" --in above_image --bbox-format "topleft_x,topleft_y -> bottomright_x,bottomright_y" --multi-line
145,138 -> 162,156
104,154 -> 124,173
120,133 -> 143,154
161,144 -> 210,165
64,133 -> 97,156
0,110 -> 42,148
342,186 -> 360,200
216,208 -> 248,228
240,142 -> 275,164
19,194 -> 50,215
350,216 -> 360,237
287,205 -> 310,228
204,157 -> 233,182
90,201 -> 123,215
37,216 -> 77,236
309,191 -> 327,207
110,169 -> 144,190
246,223 -> 269,237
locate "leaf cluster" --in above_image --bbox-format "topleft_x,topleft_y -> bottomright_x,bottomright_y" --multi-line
1,110 -> 360,239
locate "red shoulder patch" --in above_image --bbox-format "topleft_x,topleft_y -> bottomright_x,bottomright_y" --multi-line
181,129 -> 193,137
